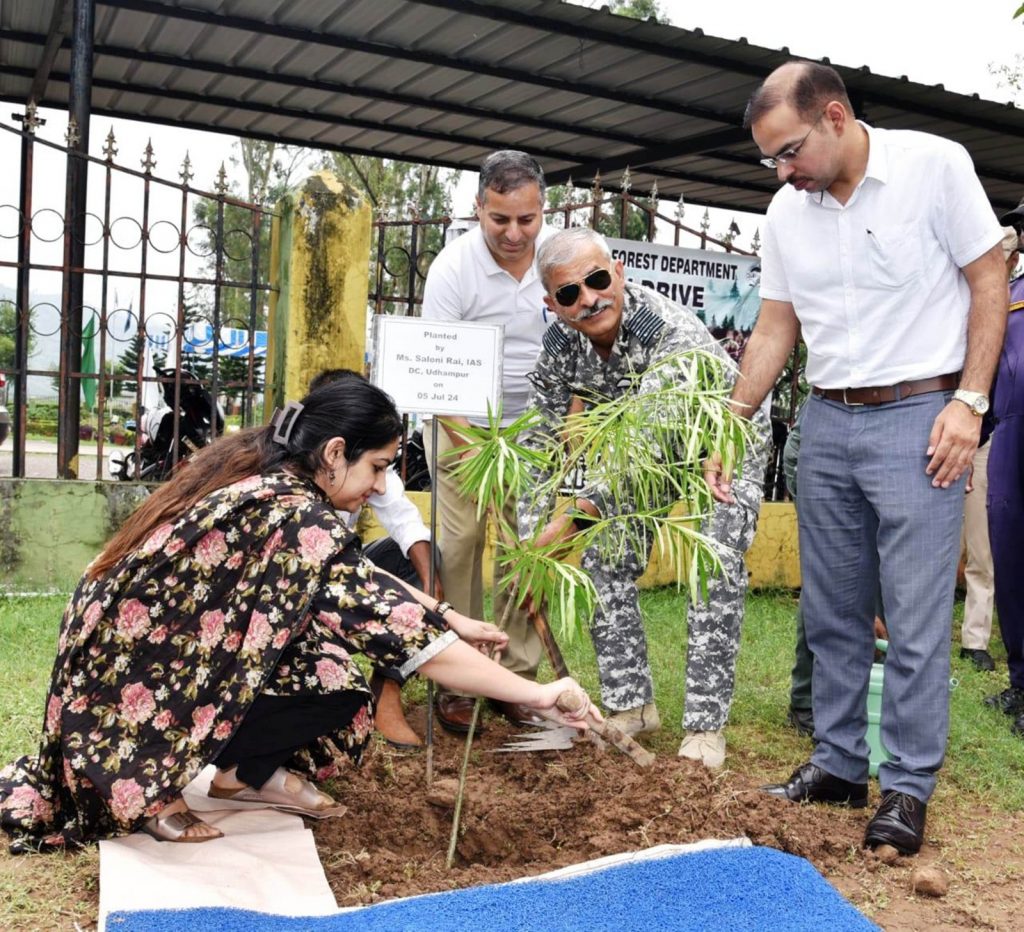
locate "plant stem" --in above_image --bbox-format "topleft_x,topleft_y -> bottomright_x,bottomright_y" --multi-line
445,592 -> 515,870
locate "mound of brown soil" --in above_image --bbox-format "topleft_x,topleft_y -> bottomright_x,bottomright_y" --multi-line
318,719 -> 860,905
315,717 -> 1024,930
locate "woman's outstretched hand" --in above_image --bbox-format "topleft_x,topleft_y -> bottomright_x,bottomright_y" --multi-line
527,677 -> 602,731
445,613 -> 510,655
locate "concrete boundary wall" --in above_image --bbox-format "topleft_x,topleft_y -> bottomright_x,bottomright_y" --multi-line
0,480 -> 799,593
0,480 -> 150,592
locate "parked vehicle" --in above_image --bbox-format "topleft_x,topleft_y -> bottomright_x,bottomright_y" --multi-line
110,368 -> 224,481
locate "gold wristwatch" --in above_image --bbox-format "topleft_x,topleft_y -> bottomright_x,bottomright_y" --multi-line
952,389 -> 990,416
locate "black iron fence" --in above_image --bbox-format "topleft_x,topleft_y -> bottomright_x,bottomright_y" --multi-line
0,113 -> 275,481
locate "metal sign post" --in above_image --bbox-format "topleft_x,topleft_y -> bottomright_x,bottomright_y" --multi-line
370,315 -> 504,784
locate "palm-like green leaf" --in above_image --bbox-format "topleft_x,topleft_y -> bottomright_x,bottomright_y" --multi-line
449,407 -> 555,518
451,345 -> 757,641
496,543 -> 598,642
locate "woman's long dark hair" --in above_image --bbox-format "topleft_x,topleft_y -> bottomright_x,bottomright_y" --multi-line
89,377 -> 402,578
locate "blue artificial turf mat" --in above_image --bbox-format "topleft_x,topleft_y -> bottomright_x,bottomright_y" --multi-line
107,845 -> 878,931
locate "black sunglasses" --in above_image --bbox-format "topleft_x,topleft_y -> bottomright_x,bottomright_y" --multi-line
552,268 -> 613,307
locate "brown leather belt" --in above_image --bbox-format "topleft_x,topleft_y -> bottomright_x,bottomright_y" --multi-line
811,373 -> 959,406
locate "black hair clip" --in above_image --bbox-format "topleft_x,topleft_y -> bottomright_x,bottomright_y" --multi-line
270,400 -> 305,448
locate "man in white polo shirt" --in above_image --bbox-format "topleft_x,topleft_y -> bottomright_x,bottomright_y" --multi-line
421,151 -> 552,733
707,61 -> 1006,855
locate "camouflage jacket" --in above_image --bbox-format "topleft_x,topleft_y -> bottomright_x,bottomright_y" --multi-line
517,283 -> 769,538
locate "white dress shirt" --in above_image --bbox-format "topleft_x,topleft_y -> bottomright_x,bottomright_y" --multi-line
339,468 -> 429,557
421,224 -> 553,424
760,123 -> 1003,388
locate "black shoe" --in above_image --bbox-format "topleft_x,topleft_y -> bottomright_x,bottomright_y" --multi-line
761,761 -> 868,808
959,648 -> 995,672
786,706 -> 815,738
983,686 -> 1024,716
864,791 -> 927,855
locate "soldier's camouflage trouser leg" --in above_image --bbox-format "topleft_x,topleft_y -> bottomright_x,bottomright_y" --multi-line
581,529 -> 655,713
683,479 -> 761,732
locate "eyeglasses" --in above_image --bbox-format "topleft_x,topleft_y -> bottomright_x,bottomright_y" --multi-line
759,110 -> 826,170
552,268 -> 613,307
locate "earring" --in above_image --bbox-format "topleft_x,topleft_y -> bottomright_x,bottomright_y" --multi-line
328,468 -> 336,484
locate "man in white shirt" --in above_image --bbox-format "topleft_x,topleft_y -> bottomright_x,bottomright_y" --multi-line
309,369 -> 439,750
421,150 -> 552,733
707,61 -> 1006,855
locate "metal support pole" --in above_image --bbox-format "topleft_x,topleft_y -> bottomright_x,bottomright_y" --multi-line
424,415 -> 440,786
13,105 -> 42,478
57,0 -> 95,477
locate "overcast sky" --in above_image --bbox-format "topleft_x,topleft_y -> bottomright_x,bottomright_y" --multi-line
656,1 -> 1020,102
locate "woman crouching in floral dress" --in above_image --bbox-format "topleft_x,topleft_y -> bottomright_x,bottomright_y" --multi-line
0,377 -> 596,850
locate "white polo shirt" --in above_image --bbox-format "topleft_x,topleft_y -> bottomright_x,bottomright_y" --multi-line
421,224 -> 553,425
338,468 -> 429,557
760,123 -> 1002,389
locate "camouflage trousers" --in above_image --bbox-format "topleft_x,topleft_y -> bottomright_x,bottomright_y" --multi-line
582,478 -> 761,731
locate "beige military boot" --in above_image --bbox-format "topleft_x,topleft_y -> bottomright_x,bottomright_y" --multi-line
605,702 -> 661,737
678,729 -> 726,769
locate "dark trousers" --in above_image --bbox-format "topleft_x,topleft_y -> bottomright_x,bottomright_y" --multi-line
990,420 -> 1024,689
215,692 -> 364,789
362,536 -> 422,587
988,313 -> 1024,690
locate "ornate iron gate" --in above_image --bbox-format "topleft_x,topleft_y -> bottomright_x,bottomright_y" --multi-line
0,112 -> 276,481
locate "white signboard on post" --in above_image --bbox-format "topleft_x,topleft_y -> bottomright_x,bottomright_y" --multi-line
370,315 -> 504,418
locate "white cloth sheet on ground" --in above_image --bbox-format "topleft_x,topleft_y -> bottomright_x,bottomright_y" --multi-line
97,765 -> 337,931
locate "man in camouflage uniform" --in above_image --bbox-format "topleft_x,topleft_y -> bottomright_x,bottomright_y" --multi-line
517,227 -> 769,768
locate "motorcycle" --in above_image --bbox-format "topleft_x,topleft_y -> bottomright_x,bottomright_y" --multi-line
110,368 -> 224,481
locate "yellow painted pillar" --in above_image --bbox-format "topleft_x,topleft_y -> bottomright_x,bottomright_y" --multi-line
266,171 -> 372,412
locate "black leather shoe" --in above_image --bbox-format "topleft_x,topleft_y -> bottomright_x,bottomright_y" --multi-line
761,761 -> 868,808
435,694 -> 481,734
959,648 -> 995,672
984,686 -> 1024,716
786,706 -> 815,738
864,791 -> 927,855
489,699 -> 545,727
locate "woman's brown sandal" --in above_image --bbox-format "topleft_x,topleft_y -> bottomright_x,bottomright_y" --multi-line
141,807 -> 224,843
208,767 -> 347,820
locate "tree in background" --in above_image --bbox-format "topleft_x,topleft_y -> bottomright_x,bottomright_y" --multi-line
114,332 -> 165,397
988,5 -> 1024,99
546,178 -> 658,242
608,0 -> 667,21
190,140 -> 307,333
188,140 -> 308,408
0,301 -> 36,374
322,154 -> 460,315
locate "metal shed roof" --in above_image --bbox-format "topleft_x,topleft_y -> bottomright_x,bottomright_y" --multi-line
2,0 -> 1022,214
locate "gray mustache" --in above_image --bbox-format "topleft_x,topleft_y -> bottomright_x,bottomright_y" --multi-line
570,299 -> 614,322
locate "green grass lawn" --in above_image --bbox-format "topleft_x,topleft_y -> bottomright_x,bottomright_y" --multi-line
3,588 -> 1021,807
